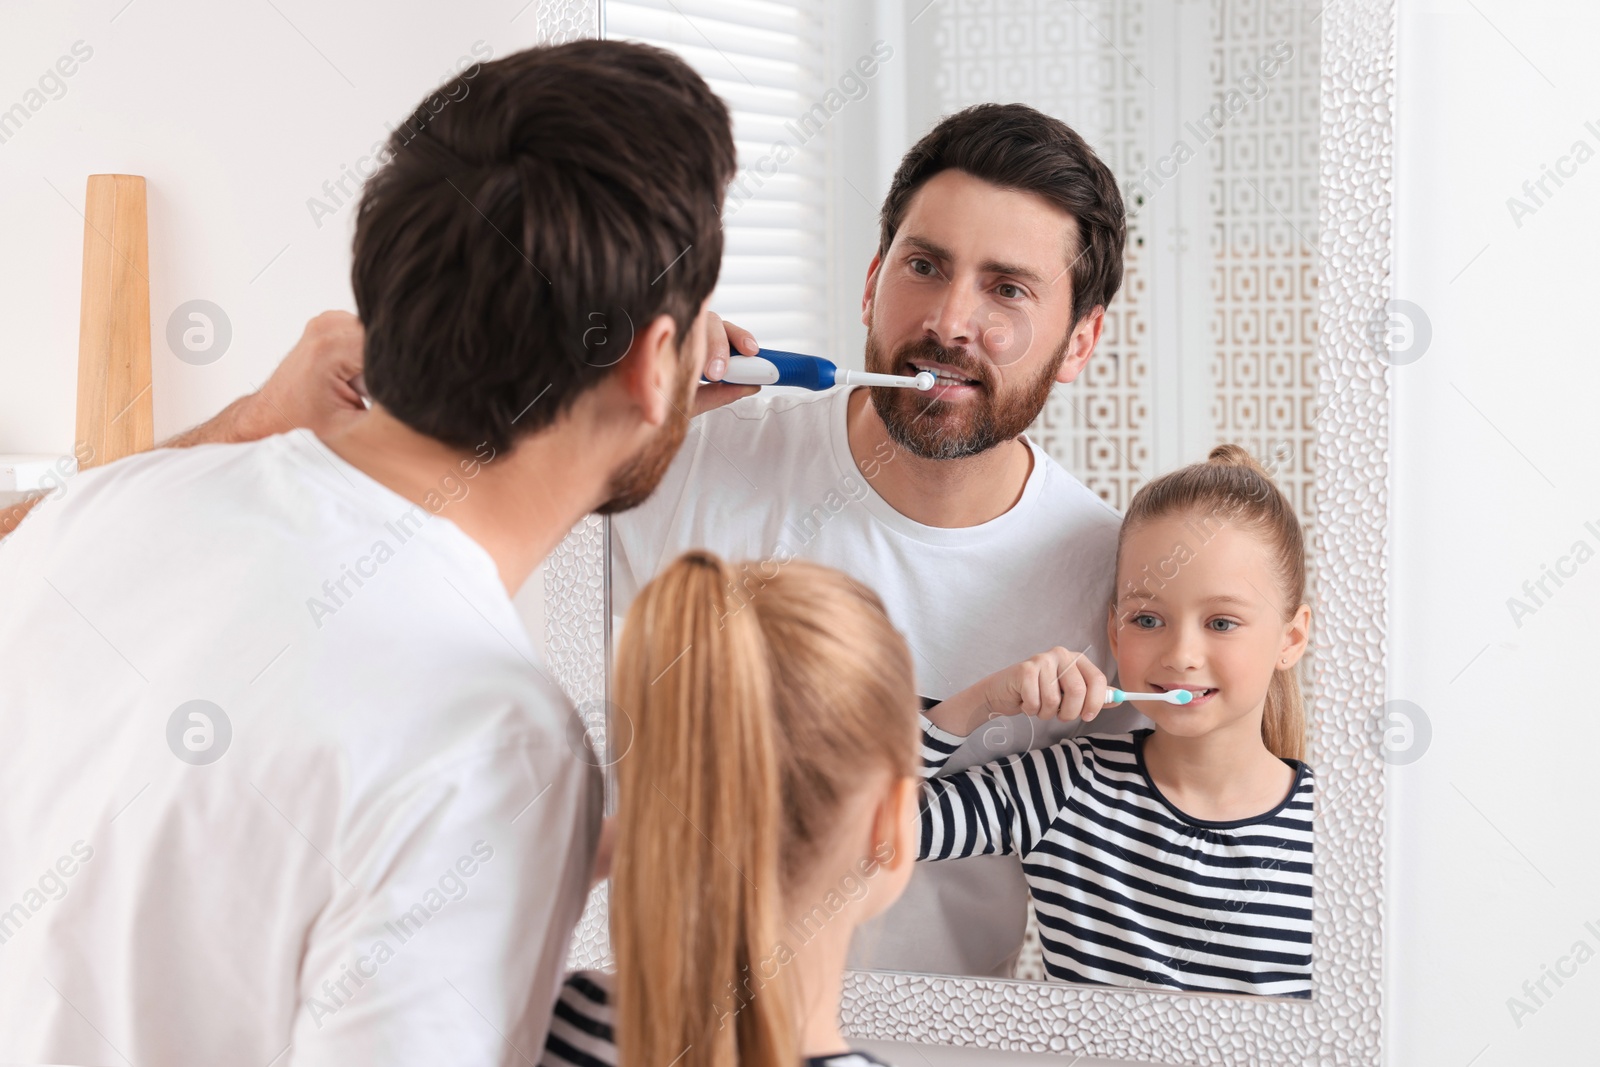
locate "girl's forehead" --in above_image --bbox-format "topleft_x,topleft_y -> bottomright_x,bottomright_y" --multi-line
1114,514 -> 1281,600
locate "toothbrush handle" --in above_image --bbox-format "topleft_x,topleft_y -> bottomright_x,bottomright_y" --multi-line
704,351 -> 837,391
761,351 -> 836,390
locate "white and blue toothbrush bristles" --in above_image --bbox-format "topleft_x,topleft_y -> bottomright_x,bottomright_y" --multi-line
1104,687 -> 1194,705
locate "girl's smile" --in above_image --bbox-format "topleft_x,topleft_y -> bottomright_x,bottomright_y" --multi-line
1148,681 -> 1218,705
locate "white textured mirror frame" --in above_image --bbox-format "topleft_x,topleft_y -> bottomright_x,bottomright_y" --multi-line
538,1 -> 1393,1062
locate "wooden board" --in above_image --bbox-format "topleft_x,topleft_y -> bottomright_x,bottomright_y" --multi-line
75,173 -> 153,470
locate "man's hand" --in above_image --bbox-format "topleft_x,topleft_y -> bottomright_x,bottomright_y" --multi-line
9,307 -> 750,542
3,312 -> 369,541
692,311 -> 760,417
237,311 -> 368,442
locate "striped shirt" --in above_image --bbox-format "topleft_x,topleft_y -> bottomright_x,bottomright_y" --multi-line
539,969 -> 895,1067
917,720 -> 1314,998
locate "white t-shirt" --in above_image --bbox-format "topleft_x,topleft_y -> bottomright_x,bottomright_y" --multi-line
0,431 -> 601,1067
610,386 -> 1151,978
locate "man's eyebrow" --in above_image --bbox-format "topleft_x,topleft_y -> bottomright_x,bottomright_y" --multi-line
901,235 -> 1049,288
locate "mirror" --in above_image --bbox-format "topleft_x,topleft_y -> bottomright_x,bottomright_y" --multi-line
601,0 -> 1322,1001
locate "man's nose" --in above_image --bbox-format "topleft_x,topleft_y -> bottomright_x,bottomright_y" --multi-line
923,279 -> 980,348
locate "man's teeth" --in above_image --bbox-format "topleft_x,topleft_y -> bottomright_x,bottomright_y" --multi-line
913,365 -> 977,384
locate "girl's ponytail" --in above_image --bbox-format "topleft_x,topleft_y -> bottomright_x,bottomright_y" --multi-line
1262,659 -> 1307,764
611,551 -> 792,1067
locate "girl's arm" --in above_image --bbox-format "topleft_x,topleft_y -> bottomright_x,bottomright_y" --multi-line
915,737 -> 1082,863
916,711 -> 968,779
922,645 -> 1109,740
915,647 -> 1104,861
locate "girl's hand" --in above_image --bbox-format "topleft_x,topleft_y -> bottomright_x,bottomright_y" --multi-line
979,647 -> 1108,728
924,647 -> 1107,737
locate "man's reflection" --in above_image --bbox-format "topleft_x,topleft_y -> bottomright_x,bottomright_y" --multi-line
611,102 -> 1147,979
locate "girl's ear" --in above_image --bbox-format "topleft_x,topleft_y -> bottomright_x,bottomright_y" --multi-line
894,774 -> 920,866
1105,602 -> 1121,659
863,772 -> 918,874
1279,603 -> 1312,667
871,773 -> 918,871
858,774 -> 921,923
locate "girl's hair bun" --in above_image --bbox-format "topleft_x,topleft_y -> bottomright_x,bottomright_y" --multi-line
1207,442 -> 1264,471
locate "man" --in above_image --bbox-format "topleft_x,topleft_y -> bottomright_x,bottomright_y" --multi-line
609,103 -> 1152,979
0,39 -> 734,1066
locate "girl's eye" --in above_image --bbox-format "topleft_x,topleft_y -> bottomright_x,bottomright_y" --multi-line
1129,613 -> 1159,629
1208,618 -> 1240,632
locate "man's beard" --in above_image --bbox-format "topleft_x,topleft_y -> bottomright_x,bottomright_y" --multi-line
595,356 -> 695,515
864,327 -> 1065,460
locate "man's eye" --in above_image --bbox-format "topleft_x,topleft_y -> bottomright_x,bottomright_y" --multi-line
910,258 -> 934,275
996,283 -> 1023,299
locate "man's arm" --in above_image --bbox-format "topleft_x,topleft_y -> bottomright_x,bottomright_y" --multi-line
1,312 -> 367,538
0,495 -> 44,540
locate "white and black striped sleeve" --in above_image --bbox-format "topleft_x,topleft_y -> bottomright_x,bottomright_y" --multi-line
917,734 -> 1082,863
917,710 -> 967,779
540,970 -> 616,1067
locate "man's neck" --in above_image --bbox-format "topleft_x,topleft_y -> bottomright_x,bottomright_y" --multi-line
322,407 -> 607,596
844,386 -> 1033,528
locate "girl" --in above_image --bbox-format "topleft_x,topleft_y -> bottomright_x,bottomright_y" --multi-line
915,444 -> 1315,998
541,551 -> 924,1067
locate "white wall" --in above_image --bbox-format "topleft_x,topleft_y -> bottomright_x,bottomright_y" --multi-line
1387,1 -> 1600,1063
0,0 -> 550,608
0,1 -> 541,454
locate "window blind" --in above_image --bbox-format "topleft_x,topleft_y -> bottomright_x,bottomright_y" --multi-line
604,0 -> 831,356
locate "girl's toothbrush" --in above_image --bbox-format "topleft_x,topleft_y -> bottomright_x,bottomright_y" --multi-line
1104,687 -> 1195,706
705,349 -> 935,392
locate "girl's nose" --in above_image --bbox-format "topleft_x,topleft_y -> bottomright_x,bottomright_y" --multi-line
1160,628 -> 1206,671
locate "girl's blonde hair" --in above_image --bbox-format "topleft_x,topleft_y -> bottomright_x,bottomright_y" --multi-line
1114,443 -> 1309,761
610,550 -> 920,1067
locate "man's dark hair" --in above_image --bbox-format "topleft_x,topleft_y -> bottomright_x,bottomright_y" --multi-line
877,103 -> 1125,327
352,40 -> 737,453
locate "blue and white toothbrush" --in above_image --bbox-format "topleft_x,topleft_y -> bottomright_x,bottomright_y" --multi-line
1104,687 -> 1195,706
705,349 -> 935,392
